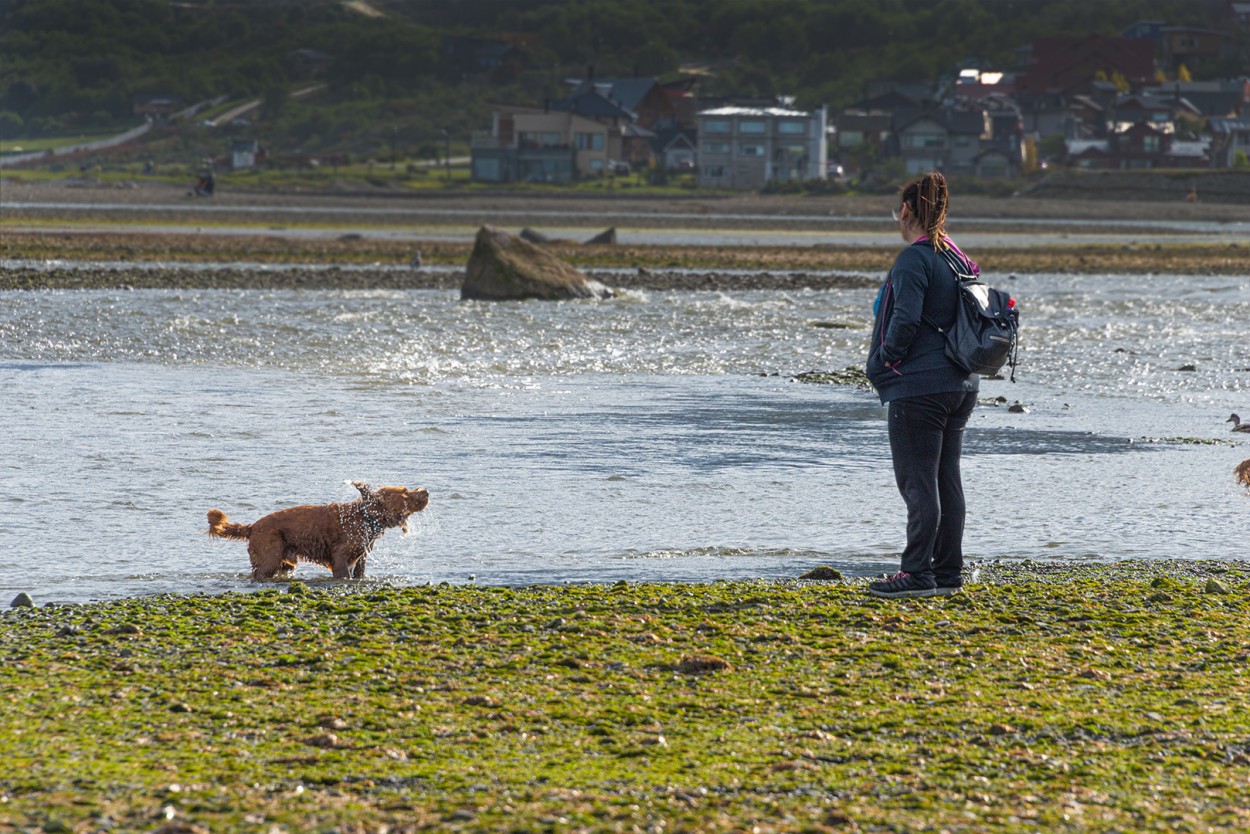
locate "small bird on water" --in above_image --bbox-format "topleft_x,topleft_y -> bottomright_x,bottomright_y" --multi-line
1227,413 -> 1250,433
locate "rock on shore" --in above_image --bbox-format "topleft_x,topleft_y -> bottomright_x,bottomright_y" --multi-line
462,225 -> 612,301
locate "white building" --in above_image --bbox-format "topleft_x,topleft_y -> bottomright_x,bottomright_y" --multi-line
696,105 -> 828,189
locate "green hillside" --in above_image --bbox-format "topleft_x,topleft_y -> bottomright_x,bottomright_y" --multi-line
0,0 -> 1238,161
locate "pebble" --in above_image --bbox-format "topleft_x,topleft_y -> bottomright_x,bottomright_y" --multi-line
10,593 -> 33,609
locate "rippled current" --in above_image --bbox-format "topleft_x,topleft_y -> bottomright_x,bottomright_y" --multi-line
2,270 -> 1247,603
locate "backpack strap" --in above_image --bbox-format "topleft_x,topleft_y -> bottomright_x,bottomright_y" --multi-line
936,245 -> 977,282
921,246 -> 968,333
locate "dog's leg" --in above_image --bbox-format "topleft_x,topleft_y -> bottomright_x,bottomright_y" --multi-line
329,544 -> 360,580
248,531 -> 287,580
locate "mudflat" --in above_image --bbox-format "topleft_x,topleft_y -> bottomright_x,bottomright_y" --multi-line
3,178 -> 1248,288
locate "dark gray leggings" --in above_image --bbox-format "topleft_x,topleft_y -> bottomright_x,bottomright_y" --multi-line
887,390 -> 978,584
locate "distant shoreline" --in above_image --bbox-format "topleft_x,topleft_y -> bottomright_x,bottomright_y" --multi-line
5,176 -> 1250,224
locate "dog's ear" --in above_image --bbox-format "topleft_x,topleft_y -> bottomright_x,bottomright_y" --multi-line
351,481 -> 377,501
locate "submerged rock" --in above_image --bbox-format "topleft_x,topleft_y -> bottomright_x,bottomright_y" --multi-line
462,225 -> 612,301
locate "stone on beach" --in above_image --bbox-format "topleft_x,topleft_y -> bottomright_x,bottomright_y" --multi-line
11,592 -> 34,609
462,225 -> 612,301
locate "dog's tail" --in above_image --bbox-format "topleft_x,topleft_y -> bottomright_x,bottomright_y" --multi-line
206,509 -> 252,539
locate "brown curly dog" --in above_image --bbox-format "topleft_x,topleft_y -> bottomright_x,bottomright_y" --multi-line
206,481 -> 430,580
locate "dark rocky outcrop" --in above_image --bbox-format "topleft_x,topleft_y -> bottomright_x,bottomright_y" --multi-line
584,227 -> 617,245
519,227 -> 553,244
462,225 -> 612,301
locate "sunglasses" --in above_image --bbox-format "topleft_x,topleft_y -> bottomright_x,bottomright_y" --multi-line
891,205 -> 904,221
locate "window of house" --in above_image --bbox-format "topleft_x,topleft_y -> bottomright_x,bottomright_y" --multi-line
473,158 -> 501,180
1142,135 -> 1160,152
542,132 -> 562,147
703,141 -> 731,154
778,121 -> 807,135
575,132 -> 604,151
738,120 -> 767,134
905,132 -> 946,150
739,143 -> 765,156
704,165 -> 727,177
953,136 -> 973,148
703,119 -> 730,134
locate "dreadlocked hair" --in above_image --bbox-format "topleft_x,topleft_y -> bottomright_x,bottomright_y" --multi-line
899,171 -> 950,251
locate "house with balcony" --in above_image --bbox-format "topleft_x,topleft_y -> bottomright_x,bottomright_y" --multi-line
472,77 -> 678,182
696,105 -> 827,189
471,105 -> 624,183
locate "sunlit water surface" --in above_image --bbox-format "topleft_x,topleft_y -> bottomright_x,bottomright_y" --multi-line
2,271 -> 1248,604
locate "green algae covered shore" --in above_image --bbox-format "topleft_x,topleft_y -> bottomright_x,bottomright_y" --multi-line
3,561 -> 1249,833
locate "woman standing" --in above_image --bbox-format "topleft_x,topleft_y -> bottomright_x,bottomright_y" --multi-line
865,171 -> 979,599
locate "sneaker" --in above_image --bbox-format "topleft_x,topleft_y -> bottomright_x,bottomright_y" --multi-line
867,571 -> 937,599
933,584 -> 962,596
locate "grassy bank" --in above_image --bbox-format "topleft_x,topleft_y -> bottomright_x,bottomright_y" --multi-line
3,562 -> 1249,833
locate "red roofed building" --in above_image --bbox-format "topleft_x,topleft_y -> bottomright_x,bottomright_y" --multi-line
1017,35 -> 1157,97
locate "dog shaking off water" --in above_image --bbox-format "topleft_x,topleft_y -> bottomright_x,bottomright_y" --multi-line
206,481 -> 430,580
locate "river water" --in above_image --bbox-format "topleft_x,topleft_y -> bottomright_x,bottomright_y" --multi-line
2,270 -> 1247,604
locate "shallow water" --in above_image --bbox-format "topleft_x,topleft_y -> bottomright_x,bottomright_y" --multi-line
2,272 -> 1248,604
